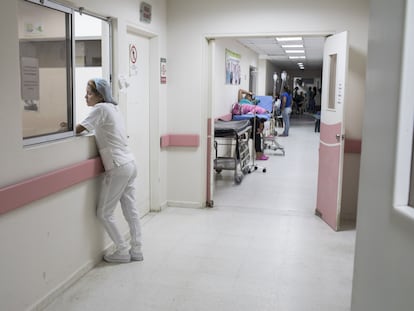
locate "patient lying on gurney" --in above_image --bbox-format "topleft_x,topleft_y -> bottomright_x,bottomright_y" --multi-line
232,102 -> 269,115
233,88 -> 270,115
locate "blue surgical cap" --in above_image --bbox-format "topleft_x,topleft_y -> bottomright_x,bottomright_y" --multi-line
94,78 -> 117,105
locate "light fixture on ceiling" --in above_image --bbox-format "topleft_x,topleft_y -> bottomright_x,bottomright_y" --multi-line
289,56 -> 306,59
281,44 -> 304,48
276,36 -> 302,42
285,50 -> 305,54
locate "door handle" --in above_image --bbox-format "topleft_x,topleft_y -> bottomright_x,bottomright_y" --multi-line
336,134 -> 345,141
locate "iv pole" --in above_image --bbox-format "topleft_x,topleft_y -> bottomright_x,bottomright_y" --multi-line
248,93 -> 267,174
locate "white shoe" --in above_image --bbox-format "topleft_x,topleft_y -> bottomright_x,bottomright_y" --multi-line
130,249 -> 144,261
103,250 -> 131,263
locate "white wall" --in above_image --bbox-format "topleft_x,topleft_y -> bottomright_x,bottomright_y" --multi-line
213,38 -> 259,119
0,0 -> 167,310
351,0 -> 414,309
165,0 -> 369,207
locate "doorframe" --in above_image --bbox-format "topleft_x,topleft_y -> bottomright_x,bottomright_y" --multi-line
118,22 -> 161,212
203,31 -> 336,206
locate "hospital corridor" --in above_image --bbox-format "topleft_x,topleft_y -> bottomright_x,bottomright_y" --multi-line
42,116 -> 356,311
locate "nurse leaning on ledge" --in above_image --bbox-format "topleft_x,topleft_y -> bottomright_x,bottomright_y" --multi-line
76,78 -> 143,264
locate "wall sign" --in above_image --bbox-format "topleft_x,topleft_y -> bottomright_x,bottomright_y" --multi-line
129,44 -> 138,76
140,2 -> 152,23
160,58 -> 167,84
225,49 -> 241,85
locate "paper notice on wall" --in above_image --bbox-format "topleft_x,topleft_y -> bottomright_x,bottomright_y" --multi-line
160,58 -> 167,84
21,57 -> 39,101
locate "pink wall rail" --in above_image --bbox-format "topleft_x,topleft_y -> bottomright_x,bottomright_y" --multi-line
0,157 -> 104,216
160,134 -> 200,148
0,133 -> 361,216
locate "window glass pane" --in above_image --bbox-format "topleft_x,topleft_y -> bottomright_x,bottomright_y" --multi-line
328,54 -> 337,110
74,12 -> 111,125
18,0 -> 72,140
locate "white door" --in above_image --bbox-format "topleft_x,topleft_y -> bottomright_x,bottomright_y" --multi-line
126,31 -> 150,216
315,31 -> 349,231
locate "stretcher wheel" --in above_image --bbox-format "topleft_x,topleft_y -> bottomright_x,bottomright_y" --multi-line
262,168 -> 267,173
215,168 -> 222,173
235,175 -> 243,184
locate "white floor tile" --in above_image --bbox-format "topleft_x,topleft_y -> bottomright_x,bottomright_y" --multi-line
43,115 -> 355,311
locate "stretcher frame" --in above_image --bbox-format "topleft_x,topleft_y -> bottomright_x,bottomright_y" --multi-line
214,120 -> 252,184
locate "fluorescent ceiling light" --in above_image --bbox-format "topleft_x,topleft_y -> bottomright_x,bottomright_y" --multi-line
289,56 -> 306,59
281,44 -> 304,48
285,50 -> 305,54
276,36 -> 302,42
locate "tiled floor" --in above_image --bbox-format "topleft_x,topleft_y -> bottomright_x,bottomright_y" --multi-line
43,115 -> 356,311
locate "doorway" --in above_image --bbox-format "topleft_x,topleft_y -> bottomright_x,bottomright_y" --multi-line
126,29 -> 151,216
206,33 -> 346,230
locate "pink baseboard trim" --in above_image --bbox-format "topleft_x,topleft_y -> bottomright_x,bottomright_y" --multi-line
345,139 -> 362,154
0,157 -> 104,216
160,134 -> 200,148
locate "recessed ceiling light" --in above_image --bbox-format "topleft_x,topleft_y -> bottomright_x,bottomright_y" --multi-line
276,36 -> 302,42
281,44 -> 304,48
289,56 -> 306,59
285,50 -> 305,54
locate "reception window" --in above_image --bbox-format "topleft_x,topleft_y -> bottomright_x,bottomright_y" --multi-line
18,0 -> 112,146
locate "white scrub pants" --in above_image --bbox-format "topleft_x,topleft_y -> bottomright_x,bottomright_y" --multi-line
97,161 -> 142,252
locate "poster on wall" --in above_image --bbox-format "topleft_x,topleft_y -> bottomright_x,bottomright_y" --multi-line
129,43 -> 138,76
225,49 -> 241,85
20,57 -> 40,111
160,58 -> 167,84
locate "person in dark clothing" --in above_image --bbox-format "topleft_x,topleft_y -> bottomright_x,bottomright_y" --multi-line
250,117 -> 268,160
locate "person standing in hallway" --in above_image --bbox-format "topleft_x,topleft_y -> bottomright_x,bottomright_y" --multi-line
280,85 -> 292,137
76,78 -> 143,263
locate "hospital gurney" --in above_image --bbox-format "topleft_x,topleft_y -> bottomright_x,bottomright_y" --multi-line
214,120 -> 252,184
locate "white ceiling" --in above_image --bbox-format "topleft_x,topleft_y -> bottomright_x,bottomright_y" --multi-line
237,35 -> 326,72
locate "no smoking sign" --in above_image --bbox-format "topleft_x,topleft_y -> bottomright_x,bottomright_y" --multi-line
129,44 -> 138,76
129,44 -> 137,64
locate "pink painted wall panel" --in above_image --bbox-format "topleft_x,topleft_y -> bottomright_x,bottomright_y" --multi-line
320,122 -> 341,144
316,142 -> 341,230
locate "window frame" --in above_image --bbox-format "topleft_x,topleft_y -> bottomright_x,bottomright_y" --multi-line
20,0 -> 113,146
393,0 -> 414,218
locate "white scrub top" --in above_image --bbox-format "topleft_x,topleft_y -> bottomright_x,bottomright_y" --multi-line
80,103 -> 134,171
